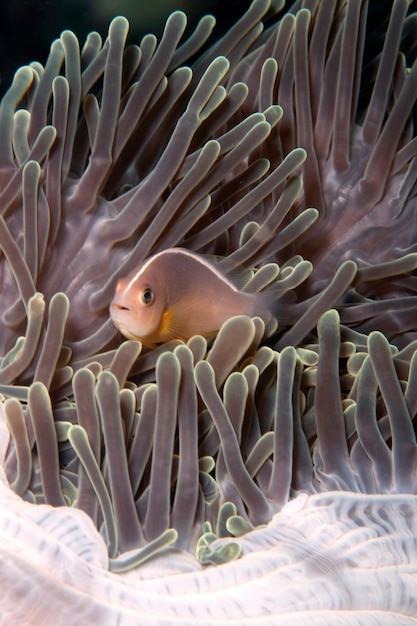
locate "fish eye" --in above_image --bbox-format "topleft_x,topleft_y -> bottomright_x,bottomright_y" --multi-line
141,287 -> 154,306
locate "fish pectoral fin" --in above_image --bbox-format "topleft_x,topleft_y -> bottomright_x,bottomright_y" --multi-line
158,308 -> 188,342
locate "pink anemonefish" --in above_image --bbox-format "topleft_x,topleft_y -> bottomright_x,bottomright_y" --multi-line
110,248 -> 290,348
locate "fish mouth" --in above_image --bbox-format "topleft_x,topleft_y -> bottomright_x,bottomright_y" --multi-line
109,305 -> 137,340
110,301 -> 130,313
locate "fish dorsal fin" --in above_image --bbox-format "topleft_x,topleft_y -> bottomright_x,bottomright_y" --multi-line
200,252 -> 254,291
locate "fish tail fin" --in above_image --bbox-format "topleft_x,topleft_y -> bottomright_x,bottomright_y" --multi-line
256,288 -> 296,335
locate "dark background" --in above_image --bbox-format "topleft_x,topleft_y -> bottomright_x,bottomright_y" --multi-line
0,1 -> 416,101
0,0 -> 253,95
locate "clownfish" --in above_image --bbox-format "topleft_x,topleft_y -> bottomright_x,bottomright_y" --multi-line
110,248 -> 290,348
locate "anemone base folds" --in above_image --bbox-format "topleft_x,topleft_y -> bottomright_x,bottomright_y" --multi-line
2,455 -> 417,626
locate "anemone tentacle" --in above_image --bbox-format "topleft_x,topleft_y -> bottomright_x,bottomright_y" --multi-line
0,0 -> 417,623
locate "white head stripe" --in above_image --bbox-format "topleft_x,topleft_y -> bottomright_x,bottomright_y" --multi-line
125,248 -> 240,293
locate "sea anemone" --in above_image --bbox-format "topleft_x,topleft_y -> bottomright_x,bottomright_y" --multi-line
1,0 -> 417,623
